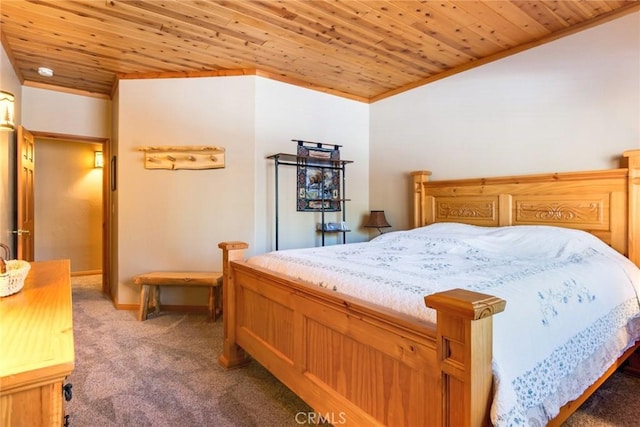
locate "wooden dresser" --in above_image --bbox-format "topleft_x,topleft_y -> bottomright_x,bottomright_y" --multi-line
0,260 -> 75,426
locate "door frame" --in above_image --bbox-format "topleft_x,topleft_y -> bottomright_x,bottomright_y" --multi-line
29,130 -> 111,296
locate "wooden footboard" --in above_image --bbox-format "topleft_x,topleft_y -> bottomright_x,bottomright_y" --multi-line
218,242 -> 505,427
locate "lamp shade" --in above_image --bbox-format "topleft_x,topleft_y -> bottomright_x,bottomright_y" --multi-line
364,210 -> 391,229
0,91 -> 15,131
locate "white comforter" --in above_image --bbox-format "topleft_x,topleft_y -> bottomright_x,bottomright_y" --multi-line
248,223 -> 640,426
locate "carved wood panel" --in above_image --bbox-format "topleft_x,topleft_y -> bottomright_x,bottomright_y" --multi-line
513,195 -> 607,229
434,197 -> 498,226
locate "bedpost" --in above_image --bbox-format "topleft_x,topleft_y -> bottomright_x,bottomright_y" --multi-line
218,241 -> 251,369
425,289 -> 506,427
411,170 -> 432,228
623,149 -> 640,267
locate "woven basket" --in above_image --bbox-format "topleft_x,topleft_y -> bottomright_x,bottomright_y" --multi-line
0,260 -> 31,297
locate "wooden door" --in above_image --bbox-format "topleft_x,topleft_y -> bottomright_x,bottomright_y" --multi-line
16,126 -> 35,261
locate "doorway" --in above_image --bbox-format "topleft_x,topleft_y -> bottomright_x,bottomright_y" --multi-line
35,138 -> 102,271
28,130 -> 111,296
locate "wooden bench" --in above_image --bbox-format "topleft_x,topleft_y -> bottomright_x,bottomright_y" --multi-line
134,271 -> 222,322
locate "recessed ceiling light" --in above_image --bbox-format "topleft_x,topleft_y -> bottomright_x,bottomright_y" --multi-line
37,67 -> 54,77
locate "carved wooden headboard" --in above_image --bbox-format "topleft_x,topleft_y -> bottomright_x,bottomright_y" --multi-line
411,150 -> 640,267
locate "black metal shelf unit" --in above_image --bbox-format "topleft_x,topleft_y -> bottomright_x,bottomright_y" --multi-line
267,141 -> 353,250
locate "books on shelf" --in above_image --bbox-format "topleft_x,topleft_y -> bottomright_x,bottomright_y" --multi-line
316,222 -> 350,232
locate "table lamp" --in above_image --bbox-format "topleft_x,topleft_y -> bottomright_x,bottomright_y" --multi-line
364,210 -> 391,234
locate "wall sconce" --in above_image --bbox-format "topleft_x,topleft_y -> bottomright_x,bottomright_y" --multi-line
0,91 -> 15,131
364,210 -> 391,234
94,151 -> 104,168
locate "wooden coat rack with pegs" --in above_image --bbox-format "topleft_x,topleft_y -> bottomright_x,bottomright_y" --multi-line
137,146 -> 225,170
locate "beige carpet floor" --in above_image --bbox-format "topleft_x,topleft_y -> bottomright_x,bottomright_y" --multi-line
68,275 -> 639,426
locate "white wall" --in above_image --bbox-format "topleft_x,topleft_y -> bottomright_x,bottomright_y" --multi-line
117,76 -> 256,305
116,76 -> 370,304
0,45 -> 21,257
22,86 -> 111,137
254,77 -> 370,252
370,12 -> 640,231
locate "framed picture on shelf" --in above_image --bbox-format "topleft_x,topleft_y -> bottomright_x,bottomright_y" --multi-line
296,166 -> 341,212
296,143 -> 341,212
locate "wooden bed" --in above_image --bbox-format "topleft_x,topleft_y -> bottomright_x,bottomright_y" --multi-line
218,149 -> 640,426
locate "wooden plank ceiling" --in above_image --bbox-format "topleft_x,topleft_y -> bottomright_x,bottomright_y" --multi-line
1,0 -> 637,102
